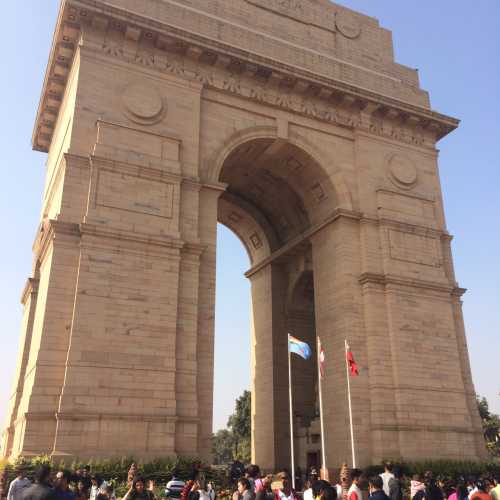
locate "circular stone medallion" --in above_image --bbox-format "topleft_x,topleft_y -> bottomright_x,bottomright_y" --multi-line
335,11 -> 361,39
387,154 -> 418,189
122,83 -> 166,125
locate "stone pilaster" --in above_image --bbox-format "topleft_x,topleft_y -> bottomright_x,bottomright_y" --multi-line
1,278 -> 39,458
10,221 -> 81,457
249,263 -> 290,471
311,215 -> 372,467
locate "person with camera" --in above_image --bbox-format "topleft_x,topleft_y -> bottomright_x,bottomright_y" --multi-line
187,476 -> 212,500
122,477 -> 155,500
274,472 -> 298,500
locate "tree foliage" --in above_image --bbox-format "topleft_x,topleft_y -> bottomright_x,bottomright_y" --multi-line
477,395 -> 500,457
227,390 -> 251,441
212,429 -> 236,465
212,390 -> 251,465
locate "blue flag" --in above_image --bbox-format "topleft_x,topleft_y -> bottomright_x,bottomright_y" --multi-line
288,334 -> 312,360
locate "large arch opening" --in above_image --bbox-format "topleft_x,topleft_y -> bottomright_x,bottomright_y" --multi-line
214,136 -> 335,470
213,224 -> 251,435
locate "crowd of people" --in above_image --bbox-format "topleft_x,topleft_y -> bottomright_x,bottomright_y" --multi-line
5,461 -> 500,500
222,462 -> 500,500
6,465 -> 116,500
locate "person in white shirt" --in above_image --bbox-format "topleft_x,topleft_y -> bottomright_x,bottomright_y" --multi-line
7,468 -> 31,500
303,478 -> 315,500
335,484 -> 343,500
348,469 -> 363,500
191,477 -> 214,500
468,486 -> 478,500
379,462 -> 395,497
90,475 -> 104,500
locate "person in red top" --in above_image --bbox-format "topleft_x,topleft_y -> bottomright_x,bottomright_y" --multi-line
348,469 -> 363,500
470,480 -> 492,500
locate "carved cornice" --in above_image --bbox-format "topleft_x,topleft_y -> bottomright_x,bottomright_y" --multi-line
201,181 -> 229,193
371,423 -> 481,435
80,222 -> 184,252
360,214 -> 450,240
32,6 -> 80,152
55,412 -> 177,423
33,1 -> 459,153
15,412 -> 178,424
359,272 -> 463,296
33,219 -> 81,263
181,241 -> 207,258
32,217 -> 201,259
20,278 -> 40,305
451,287 -> 467,297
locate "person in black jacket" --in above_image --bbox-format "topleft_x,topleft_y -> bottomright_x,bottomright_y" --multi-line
22,465 -> 55,500
388,467 -> 404,500
368,476 -> 390,500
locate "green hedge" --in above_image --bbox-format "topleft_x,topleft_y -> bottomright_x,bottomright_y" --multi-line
363,459 -> 500,480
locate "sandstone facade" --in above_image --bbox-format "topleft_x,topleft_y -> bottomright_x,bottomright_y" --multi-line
1,0 -> 486,468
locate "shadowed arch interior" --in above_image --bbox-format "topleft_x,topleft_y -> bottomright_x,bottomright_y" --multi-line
217,138 -> 337,263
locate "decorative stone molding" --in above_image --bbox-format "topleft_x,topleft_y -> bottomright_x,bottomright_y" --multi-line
80,222 -> 184,252
386,153 -> 418,190
181,242 -> 206,258
33,219 -> 80,264
98,45 -> 440,148
361,212 -> 448,240
20,278 -> 39,305
372,423 -> 479,434
245,207 -> 362,277
245,0 -> 336,34
335,11 -> 361,39
32,2 -> 459,153
55,412 -> 178,423
121,82 -> 167,125
358,272 -> 463,296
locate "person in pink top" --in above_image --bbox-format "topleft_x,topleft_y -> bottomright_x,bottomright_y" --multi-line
411,475 -> 425,499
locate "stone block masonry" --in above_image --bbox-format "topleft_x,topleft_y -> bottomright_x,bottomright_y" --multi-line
1,0 -> 486,466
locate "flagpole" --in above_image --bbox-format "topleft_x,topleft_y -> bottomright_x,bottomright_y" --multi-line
344,339 -> 356,468
288,334 -> 296,489
317,337 -> 327,479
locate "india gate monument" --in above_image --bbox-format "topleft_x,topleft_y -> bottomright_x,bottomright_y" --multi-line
1,0 -> 487,468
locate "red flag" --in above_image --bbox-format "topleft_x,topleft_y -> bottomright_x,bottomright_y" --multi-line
346,343 -> 359,376
319,340 -> 325,379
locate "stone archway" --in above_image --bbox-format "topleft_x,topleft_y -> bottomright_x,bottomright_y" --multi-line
215,135 -> 338,469
1,0 -> 487,467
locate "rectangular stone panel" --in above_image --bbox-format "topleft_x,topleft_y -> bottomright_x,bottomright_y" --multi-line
389,229 -> 440,267
245,0 -> 336,32
378,189 -> 436,227
96,169 -> 174,219
93,121 -> 181,172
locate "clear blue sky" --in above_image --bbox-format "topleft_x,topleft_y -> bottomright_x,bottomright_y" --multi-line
0,1 -> 498,435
